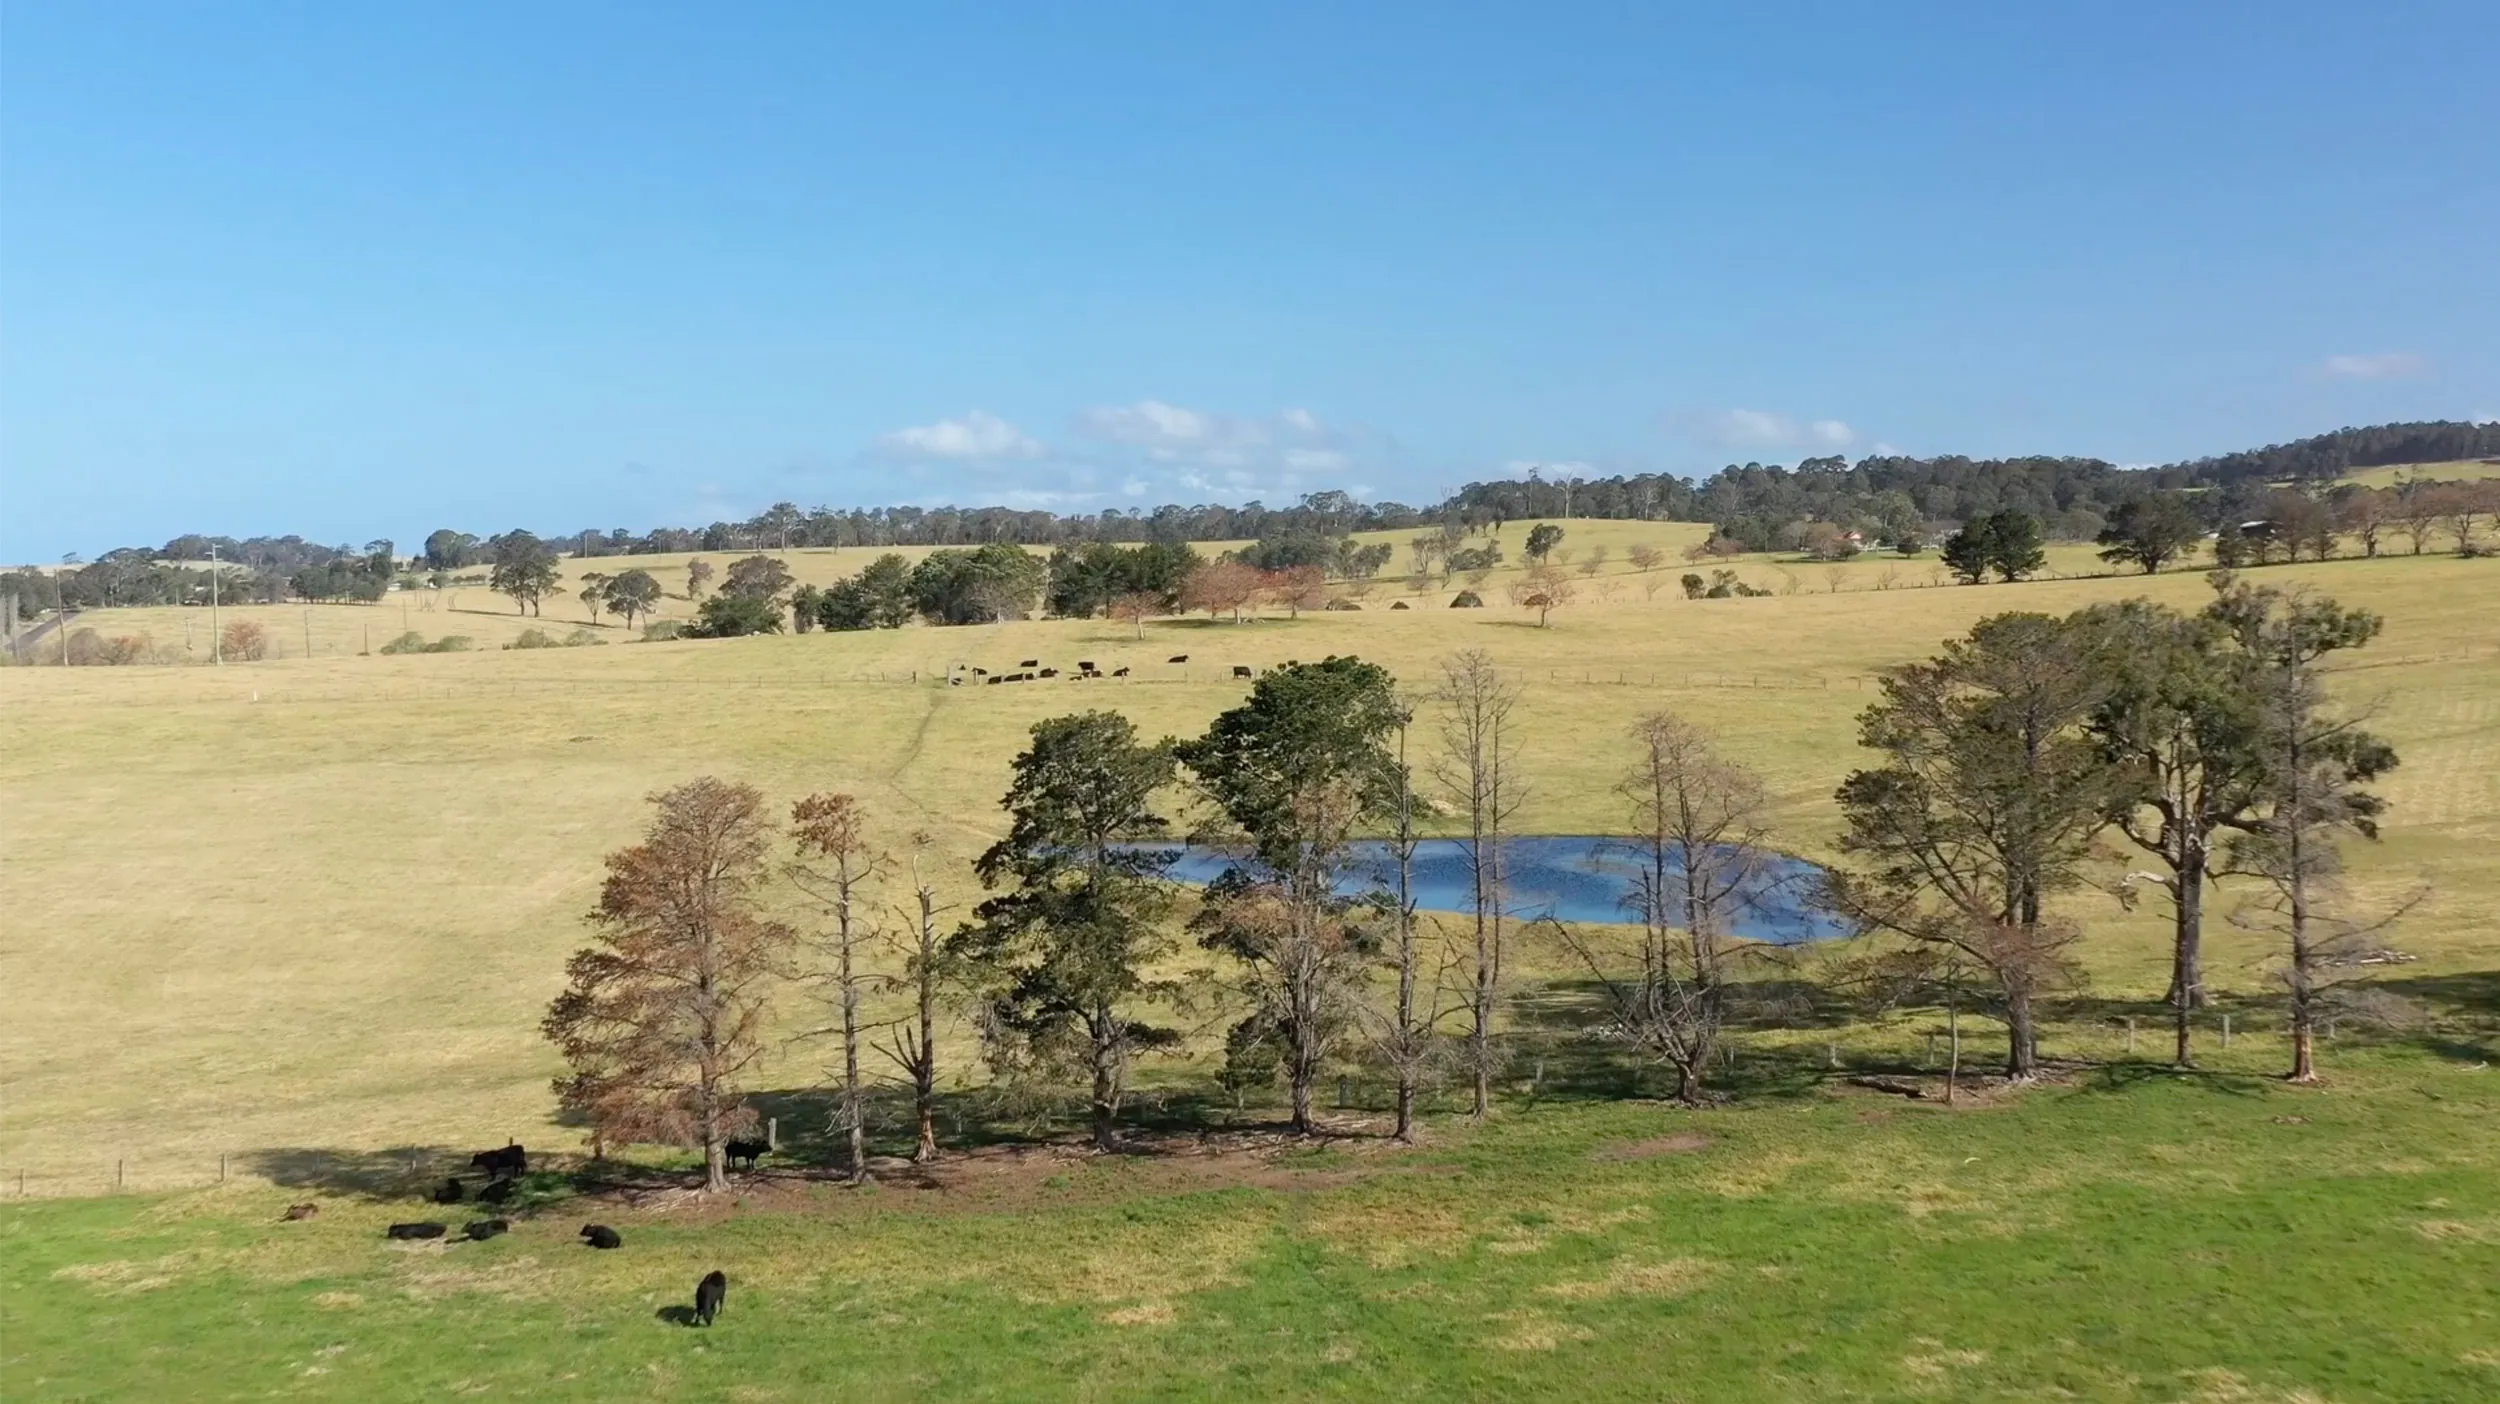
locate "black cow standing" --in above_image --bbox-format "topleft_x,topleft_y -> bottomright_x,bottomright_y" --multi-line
580,1224 -> 623,1250
725,1138 -> 768,1171
469,1144 -> 526,1180
694,1270 -> 728,1326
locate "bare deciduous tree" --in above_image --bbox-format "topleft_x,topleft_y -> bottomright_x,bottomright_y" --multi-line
878,831 -> 958,1162
544,778 -> 795,1193
1627,542 -> 1664,574
790,791 -> 887,1181
1433,650 -> 1525,1117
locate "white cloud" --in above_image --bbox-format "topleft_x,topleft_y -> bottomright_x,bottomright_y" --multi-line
1079,399 -> 1226,453
1073,400 -> 1382,501
1712,409 -> 1856,451
876,410 -> 1042,460
2319,352 -> 2426,380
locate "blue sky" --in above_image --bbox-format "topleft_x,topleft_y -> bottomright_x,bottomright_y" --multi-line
3,2 -> 2494,560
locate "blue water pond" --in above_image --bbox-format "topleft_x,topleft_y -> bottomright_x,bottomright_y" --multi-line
1143,836 -> 1844,945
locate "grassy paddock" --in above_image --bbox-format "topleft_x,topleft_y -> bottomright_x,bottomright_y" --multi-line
1,536 -> 2494,1399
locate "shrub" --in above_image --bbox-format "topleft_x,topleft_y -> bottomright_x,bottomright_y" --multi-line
220,620 -> 269,662
643,620 -> 686,641
1680,573 -> 1707,600
426,636 -> 473,653
1324,598 -> 1362,611
1450,590 -> 1484,608
562,628 -> 606,647
377,630 -> 428,655
1389,600 -> 1411,610
507,629 -> 559,650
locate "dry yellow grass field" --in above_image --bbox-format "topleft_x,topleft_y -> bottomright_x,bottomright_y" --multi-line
2,530 -> 2492,1194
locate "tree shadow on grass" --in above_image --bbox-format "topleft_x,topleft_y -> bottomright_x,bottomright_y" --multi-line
242,1145 -> 470,1201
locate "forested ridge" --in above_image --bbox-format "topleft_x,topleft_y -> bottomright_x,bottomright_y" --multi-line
14,420 -> 2496,614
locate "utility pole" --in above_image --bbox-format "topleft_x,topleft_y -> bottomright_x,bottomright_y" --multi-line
210,543 -> 223,664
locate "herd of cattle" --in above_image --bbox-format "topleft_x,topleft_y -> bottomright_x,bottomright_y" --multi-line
957,654 -> 1280,686
285,1141 -> 734,1327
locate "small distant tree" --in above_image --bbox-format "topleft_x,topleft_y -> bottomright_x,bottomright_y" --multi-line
1266,564 -> 1329,618
221,619 -> 269,661
1626,542 -> 1664,574
489,531 -> 562,615
1182,558 -> 1263,623
2332,488 -> 2388,558
687,594 -> 784,638
1524,523 -> 1565,563
2096,493 -> 2206,575
789,584 -> 822,633
818,554 -> 916,631
542,778 -> 796,1193
2436,482 -> 2492,554
1433,650 -> 1526,1117
1577,544 -> 1609,577
603,569 -> 662,630
1680,572 -> 1707,600
577,572 -> 611,625
789,792 -> 886,1181
723,554 -> 795,603
1108,591 -> 1160,639
687,558 -> 716,599
1507,562 -> 1576,626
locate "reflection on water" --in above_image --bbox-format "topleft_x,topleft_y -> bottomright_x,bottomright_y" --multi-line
1145,836 -> 1844,945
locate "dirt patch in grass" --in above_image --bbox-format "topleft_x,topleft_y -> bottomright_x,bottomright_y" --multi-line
1540,1255 -> 1718,1299
1591,1131 -> 1713,1161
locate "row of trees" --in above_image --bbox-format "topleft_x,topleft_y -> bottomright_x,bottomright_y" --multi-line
546,573 -> 2407,1189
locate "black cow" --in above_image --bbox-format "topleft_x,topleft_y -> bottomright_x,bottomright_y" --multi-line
1232,666 -> 1253,679
1077,661 -> 1096,672
387,1222 -> 447,1240
1112,667 -> 1130,677
580,1224 -> 622,1250
694,1270 -> 728,1327
479,1178 -> 517,1204
971,666 -> 989,675
462,1218 -> 509,1241
985,674 -> 1003,685
431,1178 -> 464,1204
1039,667 -> 1059,678
725,1138 -> 768,1171
1019,658 -> 1040,668
469,1144 -> 526,1180
1168,655 -> 1189,663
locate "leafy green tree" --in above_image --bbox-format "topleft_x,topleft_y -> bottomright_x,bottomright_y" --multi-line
723,554 -> 795,602
2073,597 -> 2269,1063
1177,657 -> 1402,1133
489,531 -> 563,615
1826,613 -> 2122,1078
686,558 -> 714,599
423,529 -> 479,571
818,553 -> 917,630
2096,493 -> 2206,575
949,712 -> 1182,1150
686,593 -> 784,637
912,544 -> 1046,624
1524,523 -> 1565,562
789,583 -> 822,633
577,571 -> 611,625
1984,510 -> 2046,581
602,569 -> 662,630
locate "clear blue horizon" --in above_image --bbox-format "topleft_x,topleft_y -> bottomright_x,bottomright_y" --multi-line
4,2 -> 2494,561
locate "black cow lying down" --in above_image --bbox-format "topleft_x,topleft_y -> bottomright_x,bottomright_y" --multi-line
431,1178 -> 464,1204
462,1218 -> 509,1241
580,1224 -> 623,1249
695,1270 -> 728,1326
387,1222 -> 447,1240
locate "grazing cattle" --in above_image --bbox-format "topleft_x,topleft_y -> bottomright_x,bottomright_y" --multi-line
479,1178 -> 517,1204
1232,666 -> 1253,679
431,1178 -> 464,1204
694,1270 -> 728,1327
462,1218 -> 510,1241
281,1203 -> 319,1222
1112,667 -> 1130,677
387,1222 -> 448,1240
971,666 -> 989,675
1039,667 -> 1058,678
469,1144 -> 526,1180
985,674 -> 1003,685
1168,655 -> 1189,663
1019,658 -> 1040,668
580,1224 -> 623,1250
1077,661 -> 1096,672
725,1138 -> 768,1171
